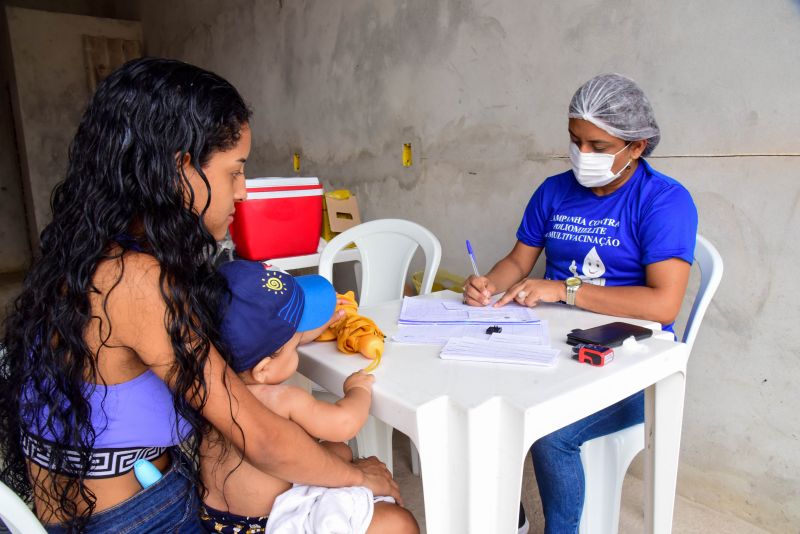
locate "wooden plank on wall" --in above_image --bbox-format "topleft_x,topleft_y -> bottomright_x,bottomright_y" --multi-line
82,35 -> 142,93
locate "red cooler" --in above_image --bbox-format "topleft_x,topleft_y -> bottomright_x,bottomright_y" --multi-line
229,177 -> 323,260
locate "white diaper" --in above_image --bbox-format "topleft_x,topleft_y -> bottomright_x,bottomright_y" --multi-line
265,483 -> 395,534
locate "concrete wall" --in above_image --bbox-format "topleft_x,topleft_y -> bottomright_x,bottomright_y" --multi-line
0,1 -> 138,273
0,5 -> 30,272
5,6 -> 141,243
0,0 -> 139,273
141,1 -> 799,530
2,0 -> 137,20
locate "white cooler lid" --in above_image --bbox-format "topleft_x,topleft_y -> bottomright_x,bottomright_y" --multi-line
246,189 -> 323,200
246,177 -> 319,189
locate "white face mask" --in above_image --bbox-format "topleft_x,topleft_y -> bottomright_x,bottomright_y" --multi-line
569,142 -> 632,188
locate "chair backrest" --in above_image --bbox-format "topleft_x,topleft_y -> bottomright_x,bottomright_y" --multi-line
0,480 -> 47,534
318,219 -> 442,307
681,234 -> 724,353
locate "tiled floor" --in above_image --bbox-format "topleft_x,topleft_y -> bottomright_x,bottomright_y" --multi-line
389,431 -> 771,534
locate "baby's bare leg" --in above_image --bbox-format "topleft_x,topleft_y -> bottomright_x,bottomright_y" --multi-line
320,440 -> 354,462
319,442 -> 417,532
367,502 -> 419,534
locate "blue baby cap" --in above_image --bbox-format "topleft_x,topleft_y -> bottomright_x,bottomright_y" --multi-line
218,260 -> 337,372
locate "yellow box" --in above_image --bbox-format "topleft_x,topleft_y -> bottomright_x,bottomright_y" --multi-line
411,268 -> 466,294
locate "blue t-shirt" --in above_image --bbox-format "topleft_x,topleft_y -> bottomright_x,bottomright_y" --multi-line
517,159 -> 697,292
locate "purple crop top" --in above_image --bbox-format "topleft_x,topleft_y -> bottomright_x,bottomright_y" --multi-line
21,370 -> 191,478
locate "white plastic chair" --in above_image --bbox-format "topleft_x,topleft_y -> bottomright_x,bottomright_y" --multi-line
577,234 -> 723,534
318,219 -> 442,307
317,219 -> 442,474
0,480 -> 47,534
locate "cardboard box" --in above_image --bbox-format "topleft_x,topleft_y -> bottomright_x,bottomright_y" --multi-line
323,194 -> 362,239
326,195 -> 361,233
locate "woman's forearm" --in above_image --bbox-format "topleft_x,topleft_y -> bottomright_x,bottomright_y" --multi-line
243,406 -> 401,503
245,410 -> 363,488
486,256 -> 534,293
485,242 -> 543,294
573,258 -> 690,325
485,259 -> 525,293
573,283 -> 681,326
198,354 -> 363,489
497,258 -> 689,326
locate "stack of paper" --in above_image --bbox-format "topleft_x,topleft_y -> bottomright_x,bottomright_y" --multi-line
391,296 -> 558,365
439,335 -> 560,367
392,322 -> 549,345
399,297 -> 540,325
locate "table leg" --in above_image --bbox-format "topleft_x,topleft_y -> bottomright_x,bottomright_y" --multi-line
466,398 -> 528,533
414,397 -> 468,533
643,370 -> 687,534
414,397 -> 528,533
355,416 -> 395,474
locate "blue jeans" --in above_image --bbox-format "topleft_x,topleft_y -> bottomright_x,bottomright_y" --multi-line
530,390 -> 644,534
46,450 -> 202,533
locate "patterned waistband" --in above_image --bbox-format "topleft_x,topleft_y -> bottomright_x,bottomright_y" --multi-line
21,431 -> 169,479
199,504 -> 268,534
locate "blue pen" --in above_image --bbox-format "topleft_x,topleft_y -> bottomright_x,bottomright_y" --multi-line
466,240 -> 490,305
465,240 -> 480,278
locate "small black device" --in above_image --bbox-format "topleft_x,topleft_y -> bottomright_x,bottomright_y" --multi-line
566,321 -> 652,348
485,325 -> 503,335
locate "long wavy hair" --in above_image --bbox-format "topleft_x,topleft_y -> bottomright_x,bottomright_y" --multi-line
0,57 -> 251,531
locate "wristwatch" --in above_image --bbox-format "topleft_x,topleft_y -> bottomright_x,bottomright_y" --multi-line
565,277 -> 583,306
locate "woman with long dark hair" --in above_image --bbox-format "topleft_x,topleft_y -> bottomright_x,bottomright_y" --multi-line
0,57 -> 401,532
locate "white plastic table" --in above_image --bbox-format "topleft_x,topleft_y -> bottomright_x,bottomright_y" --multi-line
296,291 -> 688,534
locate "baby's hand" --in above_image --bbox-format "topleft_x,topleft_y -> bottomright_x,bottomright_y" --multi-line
343,370 -> 374,395
301,309 -> 346,344
325,308 -> 347,330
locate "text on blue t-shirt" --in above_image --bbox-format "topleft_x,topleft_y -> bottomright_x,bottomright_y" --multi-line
516,159 -> 698,291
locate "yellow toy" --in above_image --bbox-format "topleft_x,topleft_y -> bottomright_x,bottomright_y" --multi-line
316,291 -> 385,372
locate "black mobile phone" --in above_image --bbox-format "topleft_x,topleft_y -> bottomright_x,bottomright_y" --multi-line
566,321 -> 653,348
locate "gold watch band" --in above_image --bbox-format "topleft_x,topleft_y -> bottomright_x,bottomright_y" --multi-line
565,277 -> 582,306
566,286 -> 577,306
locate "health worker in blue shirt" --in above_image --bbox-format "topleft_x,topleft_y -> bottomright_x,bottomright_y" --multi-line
463,73 -> 698,534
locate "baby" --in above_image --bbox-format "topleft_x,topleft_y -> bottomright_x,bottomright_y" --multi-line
199,260 -> 418,534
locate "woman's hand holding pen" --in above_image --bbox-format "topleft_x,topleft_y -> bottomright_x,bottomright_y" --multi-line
463,275 -> 496,306
494,278 -> 566,308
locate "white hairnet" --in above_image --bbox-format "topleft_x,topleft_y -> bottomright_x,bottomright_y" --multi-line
568,74 -> 660,156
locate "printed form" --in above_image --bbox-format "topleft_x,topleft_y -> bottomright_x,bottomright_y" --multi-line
393,296 -> 559,367
399,296 -> 540,324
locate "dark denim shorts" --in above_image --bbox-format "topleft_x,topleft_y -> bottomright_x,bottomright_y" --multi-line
46,450 -> 201,533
